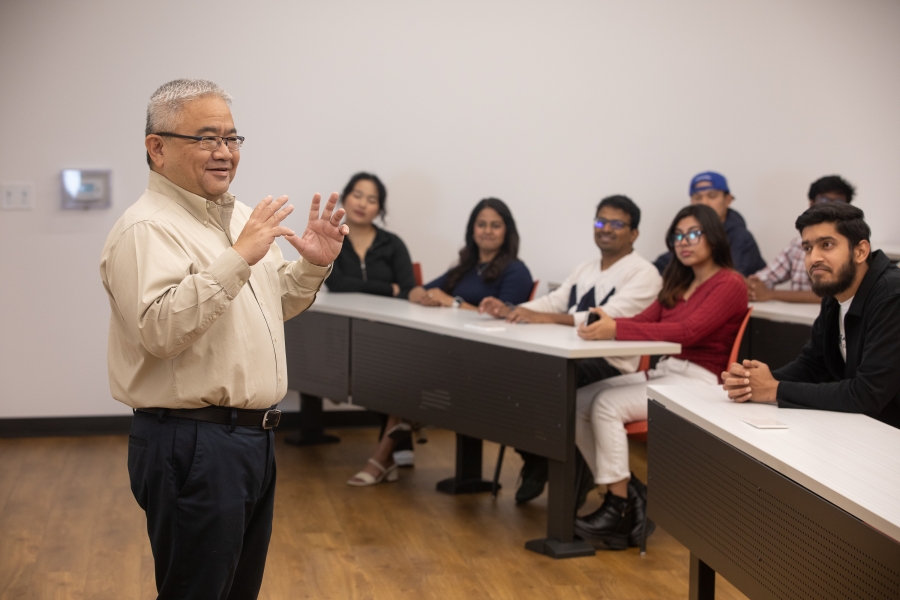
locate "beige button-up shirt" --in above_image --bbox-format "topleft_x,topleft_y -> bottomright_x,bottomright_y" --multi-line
100,171 -> 331,410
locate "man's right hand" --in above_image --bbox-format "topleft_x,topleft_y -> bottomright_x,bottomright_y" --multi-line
233,195 -> 295,266
478,297 -> 512,318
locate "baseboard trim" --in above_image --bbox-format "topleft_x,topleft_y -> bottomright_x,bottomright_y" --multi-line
0,409 -> 381,438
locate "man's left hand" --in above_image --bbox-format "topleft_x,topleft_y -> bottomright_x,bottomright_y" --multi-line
285,192 -> 349,267
721,359 -> 779,402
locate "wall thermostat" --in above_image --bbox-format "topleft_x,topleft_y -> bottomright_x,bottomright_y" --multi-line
61,169 -> 111,209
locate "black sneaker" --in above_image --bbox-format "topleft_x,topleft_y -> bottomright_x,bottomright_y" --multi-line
627,474 -> 656,547
515,457 -> 548,504
574,491 -> 635,550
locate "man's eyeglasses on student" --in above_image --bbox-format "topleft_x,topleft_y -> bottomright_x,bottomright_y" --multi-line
594,218 -> 630,230
154,132 -> 245,152
671,230 -> 704,246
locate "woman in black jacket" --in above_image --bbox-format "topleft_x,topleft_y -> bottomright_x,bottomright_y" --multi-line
325,172 -> 417,298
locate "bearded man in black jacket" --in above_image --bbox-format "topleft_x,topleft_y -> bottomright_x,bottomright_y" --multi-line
722,202 -> 900,429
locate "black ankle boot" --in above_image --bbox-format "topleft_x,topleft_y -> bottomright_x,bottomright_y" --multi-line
574,491 -> 635,550
627,474 -> 656,547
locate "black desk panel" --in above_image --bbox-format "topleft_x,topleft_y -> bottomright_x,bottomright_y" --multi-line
647,399 -> 900,599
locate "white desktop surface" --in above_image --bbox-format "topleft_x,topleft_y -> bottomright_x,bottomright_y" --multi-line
307,292 -> 680,360
648,384 -> 900,542
749,300 -> 820,326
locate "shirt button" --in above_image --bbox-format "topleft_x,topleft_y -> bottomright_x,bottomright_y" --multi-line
203,220 -> 208,226
278,375 -> 283,382
212,314 -> 218,320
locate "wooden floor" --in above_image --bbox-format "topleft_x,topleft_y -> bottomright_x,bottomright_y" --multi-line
0,427 -> 748,599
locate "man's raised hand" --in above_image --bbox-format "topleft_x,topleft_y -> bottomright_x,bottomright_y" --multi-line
285,192 -> 349,267
233,195 -> 295,266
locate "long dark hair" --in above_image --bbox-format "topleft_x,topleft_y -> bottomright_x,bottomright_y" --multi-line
658,204 -> 733,308
443,198 -> 520,293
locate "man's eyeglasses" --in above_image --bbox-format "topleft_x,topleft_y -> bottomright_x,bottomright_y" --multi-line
155,132 -> 245,152
594,218 -> 630,230
671,230 -> 704,246
813,194 -> 844,204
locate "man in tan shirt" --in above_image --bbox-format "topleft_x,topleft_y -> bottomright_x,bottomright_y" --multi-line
100,79 -> 348,600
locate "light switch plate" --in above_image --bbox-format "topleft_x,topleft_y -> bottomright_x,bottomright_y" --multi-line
1,182 -> 35,210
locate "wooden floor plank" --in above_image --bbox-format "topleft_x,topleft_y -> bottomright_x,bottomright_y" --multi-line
0,428 -> 748,600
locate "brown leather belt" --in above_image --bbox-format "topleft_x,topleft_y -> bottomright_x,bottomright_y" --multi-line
136,406 -> 282,429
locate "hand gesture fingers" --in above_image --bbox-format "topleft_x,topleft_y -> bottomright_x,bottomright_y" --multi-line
320,192 -> 339,223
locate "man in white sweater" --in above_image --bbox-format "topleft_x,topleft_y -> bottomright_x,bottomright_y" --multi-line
479,194 -> 661,506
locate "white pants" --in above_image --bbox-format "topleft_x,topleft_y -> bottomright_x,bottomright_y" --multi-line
574,357 -> 719,485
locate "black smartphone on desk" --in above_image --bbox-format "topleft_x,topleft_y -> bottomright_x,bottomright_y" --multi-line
586,311 -> 601,325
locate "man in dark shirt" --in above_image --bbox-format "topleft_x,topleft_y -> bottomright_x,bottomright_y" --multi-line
654,171 -> 766,276
722,203 -> 900,429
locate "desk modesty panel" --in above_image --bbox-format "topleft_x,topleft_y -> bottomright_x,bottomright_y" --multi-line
646,384 -> 900,599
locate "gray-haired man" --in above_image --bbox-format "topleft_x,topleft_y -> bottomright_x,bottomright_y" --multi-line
101,79 -> 348,599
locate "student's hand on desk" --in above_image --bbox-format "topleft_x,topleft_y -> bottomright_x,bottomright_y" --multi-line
577,308 -> 616,340
746,276 -> 774,302
721,359 -> 779,403
506,307 -> 551,324
478,297 -> 512,318
422,287 -> 453,307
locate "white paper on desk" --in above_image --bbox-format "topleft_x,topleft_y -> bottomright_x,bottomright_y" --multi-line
463,322 -> 506,332
742,417 -> 788,429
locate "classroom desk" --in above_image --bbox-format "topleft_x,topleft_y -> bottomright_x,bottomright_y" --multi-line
283,292 -> 680,558
646,384 -> 900,599
743,301 -> 820,370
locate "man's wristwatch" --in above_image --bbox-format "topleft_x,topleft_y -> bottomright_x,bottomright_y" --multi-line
451,296 -> 464,309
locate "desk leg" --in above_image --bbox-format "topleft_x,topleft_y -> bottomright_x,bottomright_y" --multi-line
689,553 -> 716,600
284,393 -> 341,446
436,434 -> 494,494
524,361 -> 595,559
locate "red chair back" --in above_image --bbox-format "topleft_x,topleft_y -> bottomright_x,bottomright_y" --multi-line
529,280 -> 540,301
627,307 -> 754,443
412,262 -> 423,287
728,307 -> 754,366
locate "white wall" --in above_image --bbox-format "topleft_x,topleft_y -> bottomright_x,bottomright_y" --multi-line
1,0 -> 899,418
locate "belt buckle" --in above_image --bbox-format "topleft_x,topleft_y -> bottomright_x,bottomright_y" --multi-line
262,409 -> 281,429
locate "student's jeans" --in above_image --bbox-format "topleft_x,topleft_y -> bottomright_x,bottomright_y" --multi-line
575,357 -> 718,484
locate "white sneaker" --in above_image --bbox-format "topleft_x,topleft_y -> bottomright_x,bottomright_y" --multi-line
393,449 -> 415,468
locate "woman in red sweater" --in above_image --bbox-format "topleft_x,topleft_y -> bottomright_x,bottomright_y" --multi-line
573,204 -> 747,550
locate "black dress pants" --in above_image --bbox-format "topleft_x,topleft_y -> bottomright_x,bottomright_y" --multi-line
128,410 -> 276,600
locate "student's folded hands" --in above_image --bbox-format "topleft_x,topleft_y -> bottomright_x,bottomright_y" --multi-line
721,359 -> 779,403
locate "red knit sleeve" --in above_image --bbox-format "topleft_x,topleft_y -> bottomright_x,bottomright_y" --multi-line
629,299 -> 663,323
616,270 -> 747,344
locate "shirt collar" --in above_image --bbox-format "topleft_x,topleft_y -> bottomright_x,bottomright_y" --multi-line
147,170 -> 235,226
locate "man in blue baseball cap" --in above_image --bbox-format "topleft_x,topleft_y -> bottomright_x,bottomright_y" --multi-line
653,171 -> 766,276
